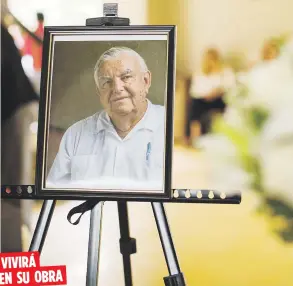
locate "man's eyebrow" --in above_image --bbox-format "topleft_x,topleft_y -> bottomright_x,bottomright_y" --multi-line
98,70 -> 133,80
98,75 -> 112,81
120,70 -> 133,76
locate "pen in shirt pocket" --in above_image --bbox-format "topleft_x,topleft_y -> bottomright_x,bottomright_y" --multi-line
146,142 -> 152,166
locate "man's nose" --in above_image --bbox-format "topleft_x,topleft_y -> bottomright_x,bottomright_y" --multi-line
112,77 -> 124,93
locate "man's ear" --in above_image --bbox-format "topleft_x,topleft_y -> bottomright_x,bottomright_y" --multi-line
143,71 -> 151,93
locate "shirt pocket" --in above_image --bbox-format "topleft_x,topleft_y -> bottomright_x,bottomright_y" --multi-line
148,151 -> 164,183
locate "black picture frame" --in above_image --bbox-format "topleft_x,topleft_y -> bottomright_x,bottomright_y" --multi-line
35,25 -> 176,201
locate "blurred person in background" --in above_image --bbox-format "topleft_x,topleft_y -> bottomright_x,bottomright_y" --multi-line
261,38 -> 280,62
242,38 -> 281,71
185,48 -> 235,147
1,8 -> 39,251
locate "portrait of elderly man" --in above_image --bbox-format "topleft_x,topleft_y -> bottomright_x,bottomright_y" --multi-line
47,46 -> 166,189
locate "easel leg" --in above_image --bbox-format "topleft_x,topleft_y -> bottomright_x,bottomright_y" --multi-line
117,201 -> 136,286
86,201 -> 104,286
29,200 -> 56,253
152,202 -> 186,286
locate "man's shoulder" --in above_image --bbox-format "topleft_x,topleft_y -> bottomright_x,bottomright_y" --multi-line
150,103 -> 165,116
65,111 -> 102,135
148,102 -> 165,130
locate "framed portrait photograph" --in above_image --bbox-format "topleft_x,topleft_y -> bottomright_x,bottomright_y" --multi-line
35,25 -> 176,200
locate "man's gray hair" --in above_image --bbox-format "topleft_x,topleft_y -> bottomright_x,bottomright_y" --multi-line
94,46 -> 149,86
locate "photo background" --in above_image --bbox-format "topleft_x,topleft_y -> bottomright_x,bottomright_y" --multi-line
46,39 -> 168,174
49,40 -> 168,130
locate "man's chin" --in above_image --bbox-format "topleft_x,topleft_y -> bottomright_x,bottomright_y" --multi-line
112,107 -> 133,116
111,101 -> 134,115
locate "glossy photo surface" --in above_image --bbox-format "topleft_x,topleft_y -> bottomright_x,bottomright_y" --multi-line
36,26 -> 176,200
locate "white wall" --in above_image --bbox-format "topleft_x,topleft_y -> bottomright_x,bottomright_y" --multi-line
7,0 -> 147,29
187,0 -> 293,73
7,0 -> 103,28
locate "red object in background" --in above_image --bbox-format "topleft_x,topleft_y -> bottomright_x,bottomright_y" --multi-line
32,22 -> 44,70
22,17 -> 44,71
22,32 -> 32,55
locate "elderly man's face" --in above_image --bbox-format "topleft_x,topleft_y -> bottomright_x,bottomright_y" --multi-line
96,52 -> 151,116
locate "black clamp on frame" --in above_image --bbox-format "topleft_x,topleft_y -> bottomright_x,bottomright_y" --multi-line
164,273 -> 186,286
86,3 -> 130,26
119,237 -> 137,256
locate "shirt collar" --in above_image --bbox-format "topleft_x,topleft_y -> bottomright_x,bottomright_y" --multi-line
94,99 -> 159,134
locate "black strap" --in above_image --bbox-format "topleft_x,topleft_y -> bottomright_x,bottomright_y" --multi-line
67,200 -> 100,225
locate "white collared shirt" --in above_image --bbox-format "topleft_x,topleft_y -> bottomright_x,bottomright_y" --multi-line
47,100 -> 165,190
190,68 -> 236,99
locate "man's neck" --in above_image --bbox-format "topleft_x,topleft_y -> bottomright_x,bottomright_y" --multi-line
111,100 -> 148,138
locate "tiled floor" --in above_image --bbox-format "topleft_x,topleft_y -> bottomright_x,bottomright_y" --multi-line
27,146 -> 293,286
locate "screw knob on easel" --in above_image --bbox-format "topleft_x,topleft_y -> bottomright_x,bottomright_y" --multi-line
103,2 -> 118,17
86,2 -> 130,26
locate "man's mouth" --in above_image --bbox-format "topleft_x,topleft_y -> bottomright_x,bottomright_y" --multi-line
111,96 -> 129,102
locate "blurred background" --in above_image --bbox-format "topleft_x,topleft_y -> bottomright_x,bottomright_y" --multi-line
1,0 -> 293,285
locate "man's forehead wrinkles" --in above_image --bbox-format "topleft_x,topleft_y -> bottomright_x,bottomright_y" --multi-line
101,55 -> 137,68
121,69 -> 133,75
